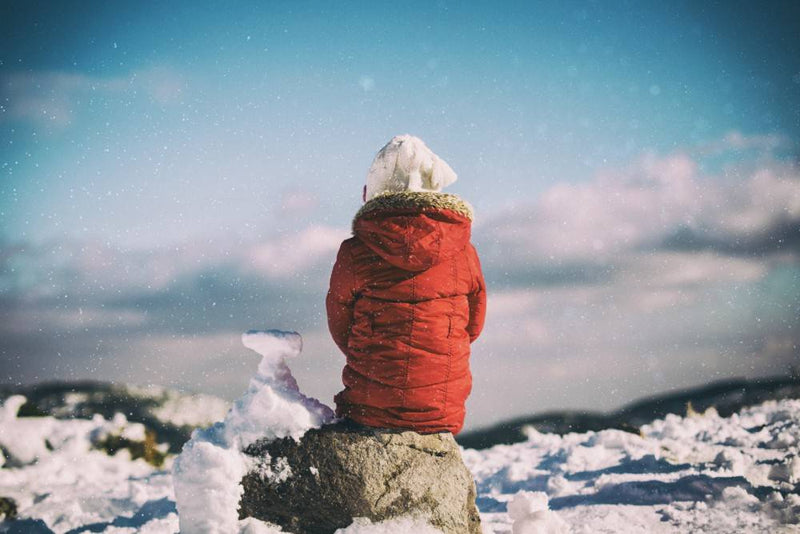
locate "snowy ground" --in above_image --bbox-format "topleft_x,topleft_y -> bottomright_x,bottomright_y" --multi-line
1,332 -> 798,533
466,401 -> 800,533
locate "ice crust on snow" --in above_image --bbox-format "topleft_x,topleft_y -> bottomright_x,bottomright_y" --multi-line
172,330 -> 335,534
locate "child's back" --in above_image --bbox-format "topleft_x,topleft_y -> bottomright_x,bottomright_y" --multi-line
326,136 -> 486,434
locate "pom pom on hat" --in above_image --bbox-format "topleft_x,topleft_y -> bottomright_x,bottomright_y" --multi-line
365,135 -> 457,201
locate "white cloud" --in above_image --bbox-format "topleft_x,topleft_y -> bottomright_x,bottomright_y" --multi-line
625,251 -> 767,288
134,66 -> 186,104
0,67 -> 186,129
1,224 -> 349,303
711,166 -> 800,235
465,140 -> 800,426
244,225 -> 349,278
358,75 -> 375,92
479,142 -> 800,264
3,306 -> 147,335
2,134 -> 798,429
280,189 -> 320,214
481,152 -> 703,261
696,131 -> 787,155
466,249 -> 795,426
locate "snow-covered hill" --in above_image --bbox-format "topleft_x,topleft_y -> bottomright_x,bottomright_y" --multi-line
1,332 -> 798,533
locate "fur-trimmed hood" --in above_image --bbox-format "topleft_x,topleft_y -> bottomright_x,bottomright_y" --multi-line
352,191 -> 474,272
353,191 -> 473,229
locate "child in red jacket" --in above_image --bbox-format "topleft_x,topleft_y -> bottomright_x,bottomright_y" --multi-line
326,135 -> 486,435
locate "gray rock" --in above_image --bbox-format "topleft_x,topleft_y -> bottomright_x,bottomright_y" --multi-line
239,421 -> 481,534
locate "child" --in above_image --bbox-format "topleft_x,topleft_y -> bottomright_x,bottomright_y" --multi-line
326,135 -> 486,434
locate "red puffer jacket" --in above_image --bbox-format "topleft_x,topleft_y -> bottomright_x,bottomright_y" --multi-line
326,191 -> 486,434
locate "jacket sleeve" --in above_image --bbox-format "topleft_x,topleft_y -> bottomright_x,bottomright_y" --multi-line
466,244 -> 487,343
326,241 -> 357,353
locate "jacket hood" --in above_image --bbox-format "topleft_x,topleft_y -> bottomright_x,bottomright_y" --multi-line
352,192 -> 473,272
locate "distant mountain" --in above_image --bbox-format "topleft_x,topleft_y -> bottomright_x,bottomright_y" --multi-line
456,376 -> 800,450
0,380 -> 229,453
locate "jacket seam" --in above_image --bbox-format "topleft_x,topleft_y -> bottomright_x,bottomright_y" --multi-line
442,256 -> 457,413
347,241 -> 358,346
402,271 -> 415,408
464,246 -> 476,293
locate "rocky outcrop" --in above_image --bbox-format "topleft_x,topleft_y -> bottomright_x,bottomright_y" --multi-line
239,421 -> 481,534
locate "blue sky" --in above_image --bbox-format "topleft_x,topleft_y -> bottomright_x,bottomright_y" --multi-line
3,0 -> 798,245
1,1 -> 799,428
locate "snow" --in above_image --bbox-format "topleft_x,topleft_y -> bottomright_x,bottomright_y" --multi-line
149,391 -> 230,428
0,395 -> 54,466
0,396 -> 176,532
465,400 -> 800,533
334,516 -> 442,533
506,492 -> 568,534
2,335 -> 799,533
236,517 -> 285,533
172,330 -> 334,534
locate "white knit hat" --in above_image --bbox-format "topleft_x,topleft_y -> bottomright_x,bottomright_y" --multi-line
365,135 -> 457,201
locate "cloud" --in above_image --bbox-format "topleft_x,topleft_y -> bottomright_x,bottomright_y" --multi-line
467,249 -> 796,425
0,67 -> 186,129
0,226 -> 350,374
358,75 -> 375,92
0,227 -> 350,398
133,66 -> 186,104
2,224 -> 348,299
695,131 -> 788,156
477,139 -> 800,274
0,301 -> 147,335
279,189 -> 320,215
1,133 -> 798,428
244,226 -> 349,278
464,136 -> 800,424
478,152 -> 704,263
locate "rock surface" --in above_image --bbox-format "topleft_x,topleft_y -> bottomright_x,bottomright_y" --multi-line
239,421 -> 481,534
